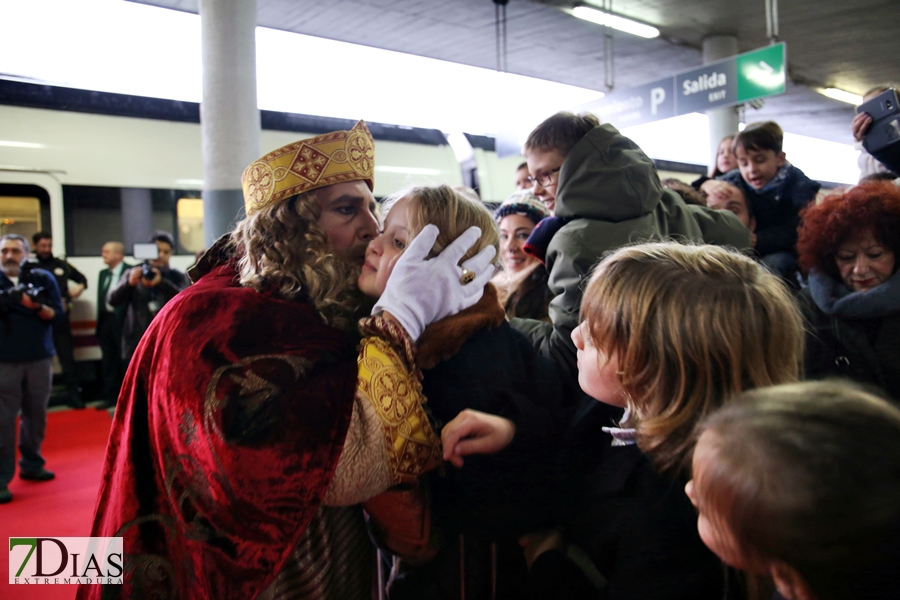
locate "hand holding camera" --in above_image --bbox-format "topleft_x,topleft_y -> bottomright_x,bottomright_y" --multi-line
131,242 -> 162,287
128,265 -> 161,287
0,283 -> 53,318
855,88 -> 900,151
852,111 -> 873,143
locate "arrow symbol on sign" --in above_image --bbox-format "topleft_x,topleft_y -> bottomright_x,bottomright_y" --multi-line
759,61 -> 774,73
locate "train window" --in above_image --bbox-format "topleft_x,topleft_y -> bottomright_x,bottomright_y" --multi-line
0,184 -> 50,242
62,185 -> 200,256
0,196 -> 42,239
176,198 -> 204,254
65,186 -> 124,257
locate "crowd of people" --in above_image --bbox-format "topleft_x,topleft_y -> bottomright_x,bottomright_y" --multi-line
0,229 -> 190,502
1,91 -> 898,600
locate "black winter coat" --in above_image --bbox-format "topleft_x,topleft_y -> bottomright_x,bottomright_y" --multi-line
108,266 -> 190,363
720,164 -> 820,256
799,287 -> 900,402
524,398 -> 731,600
387,286 -> 572,600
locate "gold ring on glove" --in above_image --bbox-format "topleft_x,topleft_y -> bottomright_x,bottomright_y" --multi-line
460,268 -> 476,285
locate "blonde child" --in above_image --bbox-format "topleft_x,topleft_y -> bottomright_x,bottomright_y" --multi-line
688,381 -> 900,600
443,242 -> 804,599
363,184 -> 570,599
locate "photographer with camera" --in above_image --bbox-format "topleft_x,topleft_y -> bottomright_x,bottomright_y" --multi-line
108,231 -> 190,367
0,233 -> 66,504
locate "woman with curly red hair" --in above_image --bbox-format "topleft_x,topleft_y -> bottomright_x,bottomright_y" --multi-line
797,180 -> 900,401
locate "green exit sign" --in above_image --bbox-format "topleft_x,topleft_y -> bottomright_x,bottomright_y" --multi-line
737,43 -> 786,103
583,42 -> 787,127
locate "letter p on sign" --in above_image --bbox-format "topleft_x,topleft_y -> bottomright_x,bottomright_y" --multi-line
650,87 -> 666,115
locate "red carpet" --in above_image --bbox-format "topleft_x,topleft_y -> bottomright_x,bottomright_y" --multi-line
1,408 -> 112,600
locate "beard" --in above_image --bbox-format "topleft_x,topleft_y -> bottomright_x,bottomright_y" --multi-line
336,243 -> 369,267
1,260 -> 20,278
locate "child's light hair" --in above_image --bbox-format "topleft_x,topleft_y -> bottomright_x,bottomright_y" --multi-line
580,242 -> 803,475
384,184 -> 499,266
695,381 -> 900,599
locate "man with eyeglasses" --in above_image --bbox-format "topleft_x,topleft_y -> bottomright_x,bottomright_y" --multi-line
513,112 -> 753,388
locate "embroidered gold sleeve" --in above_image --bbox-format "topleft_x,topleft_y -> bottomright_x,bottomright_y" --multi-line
357,336 -> 443,487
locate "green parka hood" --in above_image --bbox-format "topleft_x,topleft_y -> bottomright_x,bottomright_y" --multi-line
554,123 -> 664,221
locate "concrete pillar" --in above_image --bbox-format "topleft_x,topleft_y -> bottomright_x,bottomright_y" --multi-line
199,0 -> 260,248
120,188 -> 153,254
703,35 -> 740,171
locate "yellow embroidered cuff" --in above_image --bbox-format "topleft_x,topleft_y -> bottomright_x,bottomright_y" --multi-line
358,336 -> 442,486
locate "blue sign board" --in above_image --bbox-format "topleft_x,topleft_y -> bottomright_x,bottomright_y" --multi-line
579,43 -> 786,127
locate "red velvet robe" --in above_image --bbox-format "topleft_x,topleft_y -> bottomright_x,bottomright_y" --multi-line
76,264 -> 358,600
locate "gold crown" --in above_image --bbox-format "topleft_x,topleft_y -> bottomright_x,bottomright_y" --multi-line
241,120 -> 375,214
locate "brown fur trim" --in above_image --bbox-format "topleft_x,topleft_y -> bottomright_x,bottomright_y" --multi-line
416,283 -> 506,370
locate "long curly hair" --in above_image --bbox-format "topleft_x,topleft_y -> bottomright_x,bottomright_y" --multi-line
797,181 -> 900,280
228,190 -> 365,331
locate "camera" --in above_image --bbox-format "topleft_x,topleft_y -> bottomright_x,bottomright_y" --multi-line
858,88 -> 900,154
141,263 -> 155,281
0,283 -> 50,308
133,242 -> 159,281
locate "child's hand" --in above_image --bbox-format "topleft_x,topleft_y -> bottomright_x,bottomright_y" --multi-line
441,409 -> 515,467
852,111 -> 873,143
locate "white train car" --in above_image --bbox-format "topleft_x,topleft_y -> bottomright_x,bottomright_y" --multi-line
0,79 -> 709,387
0,80 -> 521,379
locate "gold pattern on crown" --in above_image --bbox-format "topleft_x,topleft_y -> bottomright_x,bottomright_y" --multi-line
241,120 -> 375,215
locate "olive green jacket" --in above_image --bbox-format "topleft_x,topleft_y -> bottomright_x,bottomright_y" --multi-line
512,124 -> 752,380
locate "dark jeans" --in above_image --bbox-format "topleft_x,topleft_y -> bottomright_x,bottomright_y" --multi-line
98,312 -> 126,403
0,358 -> 53,486
52,313 -> 79,394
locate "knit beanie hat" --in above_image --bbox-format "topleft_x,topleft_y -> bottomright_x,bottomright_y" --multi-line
493,191 -> 551,225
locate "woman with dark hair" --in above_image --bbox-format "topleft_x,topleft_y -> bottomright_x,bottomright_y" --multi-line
797,181 -> 900,401
491,191 -> 553,320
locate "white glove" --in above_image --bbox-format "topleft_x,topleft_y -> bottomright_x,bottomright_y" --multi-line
373,224 -> 497,341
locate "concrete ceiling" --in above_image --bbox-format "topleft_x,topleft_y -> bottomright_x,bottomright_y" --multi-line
130,0 -> 900,145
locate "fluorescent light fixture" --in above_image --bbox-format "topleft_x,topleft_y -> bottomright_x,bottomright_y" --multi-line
817,87 -> 862,105
174,179 -> 204,186
0,140 -> 45,149
375,166 -> 442,176
570,6 -> 659,39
